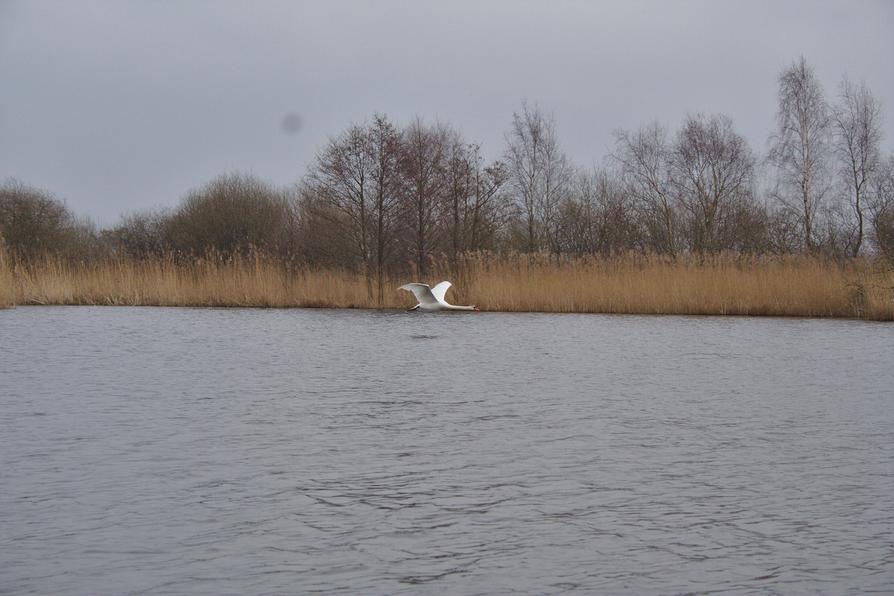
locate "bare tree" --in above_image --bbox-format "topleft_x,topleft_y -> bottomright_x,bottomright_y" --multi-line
306,124 -> 375,295
368,115 -> 402,301
443,132 -> 471,267
505,102 -> 572,254
401,118 -> 447,277
106,209 -> 171,260
443,139 -> 509,263
556,170 -> 598,255
547,167 -> 640,257
613,123 -> 678,255
589,168 -> 641,255
833,78 -> 883,256
303,115 -> 511,279
670,114 -> 756,253
768,56 -> 831,252
468,154 -> 510,253
0,178 -> 98,263
868,154 -> 894,259
165,174 -> 293,258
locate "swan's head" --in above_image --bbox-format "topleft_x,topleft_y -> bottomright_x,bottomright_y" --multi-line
473,306 -> 480,312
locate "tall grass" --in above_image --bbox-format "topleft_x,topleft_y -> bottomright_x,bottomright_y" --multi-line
0,241 -> 14,308
14,256 -> 382,309
461,253 -> 894,320
8,253 -> 894,320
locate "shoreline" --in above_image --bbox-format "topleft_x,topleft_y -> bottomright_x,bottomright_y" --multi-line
4,301 -> 892,323
2,254 -> 893,320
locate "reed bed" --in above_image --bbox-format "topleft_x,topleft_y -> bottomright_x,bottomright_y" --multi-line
0,243 -> 14,309
13,256 -> 384,309
463,254 -> 894,320
6,253 -> 894,320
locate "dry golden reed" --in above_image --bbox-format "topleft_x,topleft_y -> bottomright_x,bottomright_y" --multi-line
7,253 -> 894,320
0,242 -> 14,309
461,253 -> 894,320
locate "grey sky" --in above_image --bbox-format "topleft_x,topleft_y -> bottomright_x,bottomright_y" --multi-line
1,0 -> 892,224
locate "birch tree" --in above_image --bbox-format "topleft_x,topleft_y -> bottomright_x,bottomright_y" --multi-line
833,78 -> 882,256
768,57 -> 831,252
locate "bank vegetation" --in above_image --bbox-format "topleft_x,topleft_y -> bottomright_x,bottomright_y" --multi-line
2,252 -> 891,320
1,57 -> 893,318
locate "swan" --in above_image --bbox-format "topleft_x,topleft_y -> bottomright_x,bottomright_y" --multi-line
398,281 -> 479,312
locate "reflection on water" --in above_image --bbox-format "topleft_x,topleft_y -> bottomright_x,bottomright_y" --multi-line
1,307 -> 893,594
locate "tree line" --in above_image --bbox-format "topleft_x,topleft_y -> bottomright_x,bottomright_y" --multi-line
2,57 -> 893,288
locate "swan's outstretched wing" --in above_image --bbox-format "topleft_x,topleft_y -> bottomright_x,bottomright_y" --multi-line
399,283 -> 438,305
430,281 -> 452,304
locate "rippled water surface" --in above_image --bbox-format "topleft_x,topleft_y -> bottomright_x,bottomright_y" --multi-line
2,307 -> 893,594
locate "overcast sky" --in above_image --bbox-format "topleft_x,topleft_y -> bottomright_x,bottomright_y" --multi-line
1,0 -> 892,224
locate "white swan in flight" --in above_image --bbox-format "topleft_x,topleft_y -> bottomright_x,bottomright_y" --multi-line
399,281 -> 479,312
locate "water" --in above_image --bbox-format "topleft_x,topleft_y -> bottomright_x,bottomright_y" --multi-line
1,306 -> 892,595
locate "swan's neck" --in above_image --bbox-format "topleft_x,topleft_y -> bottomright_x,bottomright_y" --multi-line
447,304 -> 477,311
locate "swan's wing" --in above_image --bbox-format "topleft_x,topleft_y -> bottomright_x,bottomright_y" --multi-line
430,281 -> 452,304
399,283 -> 438,305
